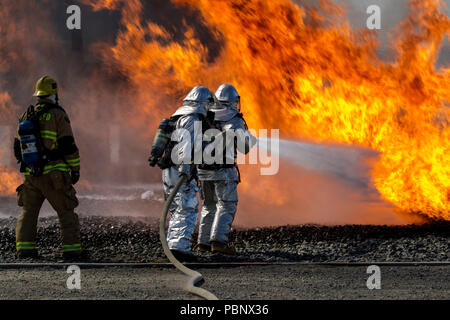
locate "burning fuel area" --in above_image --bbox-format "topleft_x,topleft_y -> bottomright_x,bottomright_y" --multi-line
0,0 -> 449,263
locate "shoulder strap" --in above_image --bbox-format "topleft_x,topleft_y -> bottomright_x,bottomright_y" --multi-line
236,113 -> 249,130
26,105 -> 45,121
25,105 -> 35,118
25,105 -> 41,122
36,102 -> 66,112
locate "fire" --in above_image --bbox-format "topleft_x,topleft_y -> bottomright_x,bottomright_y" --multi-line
0,166 -> 20,197
0,91 -> 20,196
0,0 -> 447,222
82,0 -> 449,220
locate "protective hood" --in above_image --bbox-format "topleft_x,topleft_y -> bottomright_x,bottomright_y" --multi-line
211,107 -> 239,122
210,97 -> 240,121
46,94 -> 57,104
172,102 -> 209,118
173,86 -> 214,118
37,95 -> 58,106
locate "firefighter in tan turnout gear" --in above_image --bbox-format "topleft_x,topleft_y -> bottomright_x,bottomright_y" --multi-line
14,76 -> 83,260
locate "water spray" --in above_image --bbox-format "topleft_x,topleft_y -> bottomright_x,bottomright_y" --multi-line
257,137 -> 378,188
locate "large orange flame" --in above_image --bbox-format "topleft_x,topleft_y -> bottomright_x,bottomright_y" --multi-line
0,166 -> 20,196
0,91 -> 21,196
0,0 -> 447,222
83,0 -> 449,220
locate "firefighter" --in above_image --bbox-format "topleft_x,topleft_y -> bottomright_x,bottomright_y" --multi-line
14,76 -> 82,260
149,86 -> 215,262
196,84 -> 256,255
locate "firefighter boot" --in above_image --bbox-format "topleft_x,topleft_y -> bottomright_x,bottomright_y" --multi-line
16,249 -> 39,259
194,243 -> 212,253
211,241 -> 237,255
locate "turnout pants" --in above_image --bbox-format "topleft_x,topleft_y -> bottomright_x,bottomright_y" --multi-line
198,180 -> 238,245
16,171 -> 81,253
163,166 -> 199,254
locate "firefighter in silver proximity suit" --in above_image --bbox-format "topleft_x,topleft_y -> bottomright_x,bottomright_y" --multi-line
163,86 -> 215,261
196,84 -> 256,255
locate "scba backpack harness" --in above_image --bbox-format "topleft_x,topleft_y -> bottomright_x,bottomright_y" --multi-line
150,111 -> 216,170
17,104 -> 64,176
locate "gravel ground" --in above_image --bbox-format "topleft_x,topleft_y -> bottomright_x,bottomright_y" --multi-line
0,265 -> 448,300
0,216 -> 448,263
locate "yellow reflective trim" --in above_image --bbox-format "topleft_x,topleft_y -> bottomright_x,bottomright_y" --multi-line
67,158 -> 81,167
16,242 -> 36,250
63,244 -> 82,252
40,130 -> 57,141
43,164 -> 70,173
66,158 -> 81,164
40,130 -> 57,136
63,244 -> 81,248
68,164 -> 80,168
41,134 -> 56,139
39,113 -> 52,121
24,163 -> 70,175
63,248 -> 82,252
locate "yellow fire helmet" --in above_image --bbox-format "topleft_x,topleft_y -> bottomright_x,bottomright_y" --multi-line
33,76 -> 58,97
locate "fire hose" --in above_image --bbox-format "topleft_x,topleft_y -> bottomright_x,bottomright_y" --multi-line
159,175 -> 218,300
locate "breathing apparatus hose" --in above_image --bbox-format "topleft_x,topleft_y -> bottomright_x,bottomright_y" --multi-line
159,175 -> 218,300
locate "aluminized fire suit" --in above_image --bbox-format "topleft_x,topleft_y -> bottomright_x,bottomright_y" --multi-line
164,86 -> 214,254
197,84 -> 256,247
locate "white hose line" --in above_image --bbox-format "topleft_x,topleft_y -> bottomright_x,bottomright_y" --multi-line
159,175 -> 218,300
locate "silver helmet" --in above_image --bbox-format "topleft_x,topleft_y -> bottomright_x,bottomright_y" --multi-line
183,86 -> 214,103
211,84 -> 241,121
215,84 -> 240,103
173,86 -> 214,118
